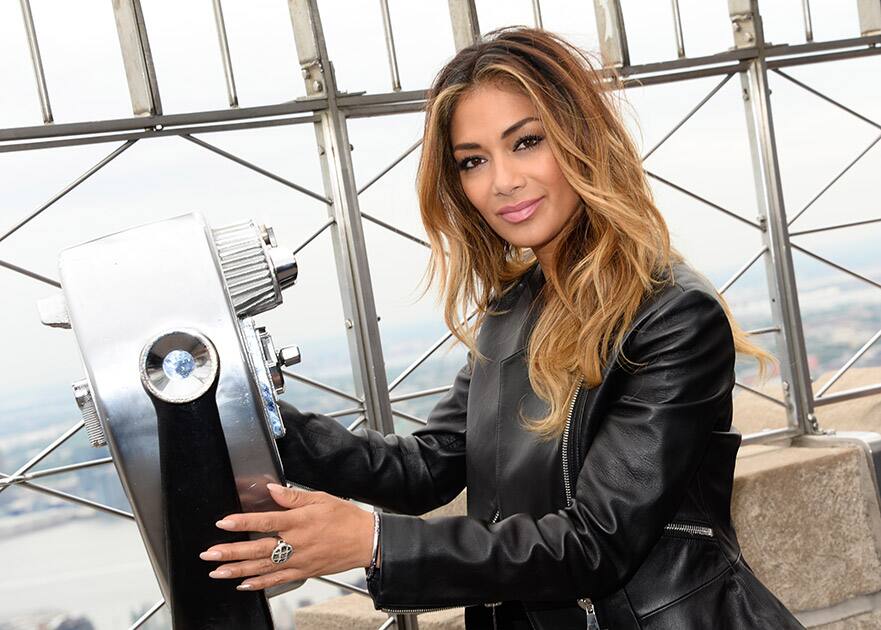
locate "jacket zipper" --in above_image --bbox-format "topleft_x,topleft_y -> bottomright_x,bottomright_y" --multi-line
662,521 -> 715,538
561,379 -> 716,629
561,378 -> 601,630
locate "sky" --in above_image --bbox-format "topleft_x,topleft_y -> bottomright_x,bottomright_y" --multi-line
0,0 -> 880,392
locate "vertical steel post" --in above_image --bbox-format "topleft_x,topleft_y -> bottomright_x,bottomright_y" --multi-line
730,0 -> 819,435
286,4 -> 413,625
671,0 -> 686,58
379,0 -> 402,92
593,0 -> 630,68
18,0 -> 53,123
857,0 -> 881,35
111,0 -> 162,116
212,0 -> 239,108
448,0 -> 481,51
801,0 -> 814,42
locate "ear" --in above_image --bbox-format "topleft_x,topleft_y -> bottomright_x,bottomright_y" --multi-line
267,483 -> 314,509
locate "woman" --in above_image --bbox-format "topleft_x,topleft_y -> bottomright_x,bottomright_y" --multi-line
199,27 -> 806,629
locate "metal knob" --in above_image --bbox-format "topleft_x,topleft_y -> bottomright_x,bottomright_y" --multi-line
72,378 -> 106,448
277,345 -> 301,367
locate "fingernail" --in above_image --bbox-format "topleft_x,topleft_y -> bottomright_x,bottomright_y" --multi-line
200,551 -> 222,561
216,519 -> 235,529
208,569 -> 230,578
237,583 -> 254,591
267,483 -> 284,492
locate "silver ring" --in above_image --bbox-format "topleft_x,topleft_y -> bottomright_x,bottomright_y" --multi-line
270,537 -> 293,564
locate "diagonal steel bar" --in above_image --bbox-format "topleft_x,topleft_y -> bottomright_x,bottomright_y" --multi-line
314,575 -> 370,596
377,618 -> 396,630
357,138 -> 423,195
791,243 -> 881,292
734,381 -> 787,407
128,598 -> 165,630
281,369 -> 361,403
347,414 -> 367,432
741,427 -> 800,446
814,382 -> 881,407
5,476 -> 134,519
773,68 -> 881,131
0,420 -> 83,496
745,326 -> 780,335
361,211 -> 430,248
390,384 -> 451,403
0,141 -> 137,245
645,170 -> 762,230
786,133 -> 881,226
326,405 -> 366,418
391,408 -> 428,425
790,216 -> 881,237
815,325 -> 881,398
182,134 -> 331,204
719,246 -> 767,294
642,74 -> 733,161
0,456 -> 113,488
292,217 -> 334,256
388,310 -> 478,392
0,258 -> 61,287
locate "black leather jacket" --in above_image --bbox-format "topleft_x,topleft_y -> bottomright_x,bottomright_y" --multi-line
276,261 -> 805,629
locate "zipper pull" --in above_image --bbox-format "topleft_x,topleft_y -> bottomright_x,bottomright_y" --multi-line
577,597 -> 601,630
484,601 -> 501,630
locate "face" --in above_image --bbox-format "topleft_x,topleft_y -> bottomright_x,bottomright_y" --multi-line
449,83 -> 581,270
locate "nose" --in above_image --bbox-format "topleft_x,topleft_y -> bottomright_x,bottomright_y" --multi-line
491,155 -> 526,197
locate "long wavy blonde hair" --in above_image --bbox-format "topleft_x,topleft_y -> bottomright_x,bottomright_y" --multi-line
416,27 -> 775,441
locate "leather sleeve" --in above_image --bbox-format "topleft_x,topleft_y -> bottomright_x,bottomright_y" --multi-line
367,288 -> 737,609
274,352 -> 472,515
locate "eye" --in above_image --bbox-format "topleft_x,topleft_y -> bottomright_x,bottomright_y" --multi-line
457,156 -> 484,171
514,134 -> 544,151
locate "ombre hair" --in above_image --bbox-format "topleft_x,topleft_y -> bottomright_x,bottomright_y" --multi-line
416,26 -> 775,441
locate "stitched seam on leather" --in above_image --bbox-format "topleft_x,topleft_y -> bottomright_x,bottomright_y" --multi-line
638,561 -> 733,621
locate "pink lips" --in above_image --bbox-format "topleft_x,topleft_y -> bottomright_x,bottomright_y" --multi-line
498,196 -> 543,224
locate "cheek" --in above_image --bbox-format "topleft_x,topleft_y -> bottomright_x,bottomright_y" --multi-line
539,155 -> 579,211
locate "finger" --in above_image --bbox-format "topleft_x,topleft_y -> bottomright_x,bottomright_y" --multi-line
215,509 -> 300,533
200,537 -> 278,562
237,568 -> 306,592
208,556 -> 288,580
267,483 -> 323,509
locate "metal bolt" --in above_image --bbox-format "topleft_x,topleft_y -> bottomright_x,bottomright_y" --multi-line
312,80 -> 323,93
277,345 -> 301,367
807,413 -> 819,432
301,67 -> 310,79
781,381 -> 790,392
345,318 -> 353,329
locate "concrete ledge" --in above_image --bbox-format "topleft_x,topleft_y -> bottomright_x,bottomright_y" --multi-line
733,443 -> 881,623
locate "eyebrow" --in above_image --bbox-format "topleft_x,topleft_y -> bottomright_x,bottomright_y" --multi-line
452,116 -> 539,152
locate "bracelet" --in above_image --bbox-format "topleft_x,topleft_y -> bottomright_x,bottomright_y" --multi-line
367,511 -> 381,580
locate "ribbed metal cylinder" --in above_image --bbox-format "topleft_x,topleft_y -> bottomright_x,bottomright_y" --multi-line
212,220 -> 281,317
